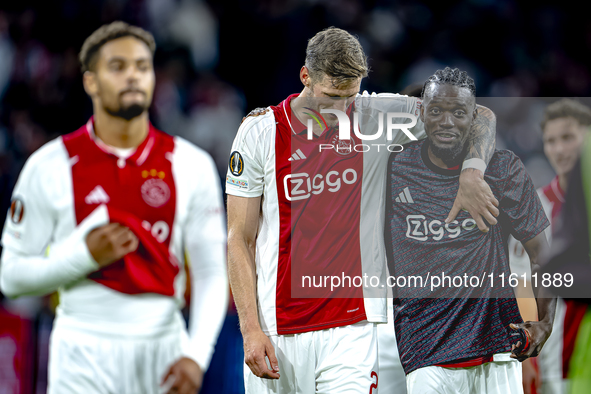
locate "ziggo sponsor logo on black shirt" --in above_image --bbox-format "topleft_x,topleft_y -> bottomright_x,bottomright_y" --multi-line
406,214 -> 477,241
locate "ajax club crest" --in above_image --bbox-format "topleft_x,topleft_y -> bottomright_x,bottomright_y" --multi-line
141,178 -> 170,207
329,133 -> 354,156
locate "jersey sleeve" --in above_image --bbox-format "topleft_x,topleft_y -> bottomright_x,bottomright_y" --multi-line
0,142 -> 100,297
508,187 -> 552,279
500,152 -> 550,243
1,152 -> 55,254
508,235 -> 531,278
182,150 -> 228,371
225,113 -> 273,198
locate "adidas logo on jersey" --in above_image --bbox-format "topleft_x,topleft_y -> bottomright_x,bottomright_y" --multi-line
85,186 -> 110,204
288,149 -> 307,161
395,187 -> 414,203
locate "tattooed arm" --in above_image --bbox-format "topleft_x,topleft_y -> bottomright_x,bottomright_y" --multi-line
447,105 -> 500,232
466,105 -> 496,163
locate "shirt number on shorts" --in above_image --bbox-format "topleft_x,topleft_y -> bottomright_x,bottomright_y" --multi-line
369,371 -> 378,394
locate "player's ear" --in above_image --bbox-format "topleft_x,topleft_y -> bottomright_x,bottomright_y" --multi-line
420,101 -> 425,123
300,66 -> 311,88
83,71 -> 98,97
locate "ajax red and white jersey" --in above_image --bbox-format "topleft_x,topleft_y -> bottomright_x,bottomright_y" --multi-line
226,92 -> 424,335
1,119 -> 227,369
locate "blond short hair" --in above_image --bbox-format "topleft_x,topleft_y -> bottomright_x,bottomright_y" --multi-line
305,27 -> 368,87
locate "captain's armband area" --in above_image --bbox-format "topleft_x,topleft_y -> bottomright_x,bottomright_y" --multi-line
241,107 -> 270,124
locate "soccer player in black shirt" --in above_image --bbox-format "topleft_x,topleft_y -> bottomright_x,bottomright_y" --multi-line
385,67 -> 557,393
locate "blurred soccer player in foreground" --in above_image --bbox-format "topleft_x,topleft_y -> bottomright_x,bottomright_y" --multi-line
509,99 -> 591,394
226,28 -> 498,393
0,21 -> 227,394
541,138 -> 591,394
386,67 -> 557,393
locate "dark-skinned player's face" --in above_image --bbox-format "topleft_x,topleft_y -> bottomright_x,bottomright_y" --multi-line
93,36 -> 155,120
421,83 -> 476,164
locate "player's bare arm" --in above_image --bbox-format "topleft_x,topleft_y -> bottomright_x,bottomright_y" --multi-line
448,104 -> 500,232
509,240 -> 541,393
227,195 -> 280,380
467,106 -> 496,165
510,232 -> 557,362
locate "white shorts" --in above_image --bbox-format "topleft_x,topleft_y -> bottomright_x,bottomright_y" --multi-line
378,300 -> 406,393
48,321 -> 186,394
406,354 -> 523,394
244,321 -> 379,394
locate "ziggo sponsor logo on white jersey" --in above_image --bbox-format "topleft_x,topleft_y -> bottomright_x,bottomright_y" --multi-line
283,169 -> 357,201
406,214 -> 477,241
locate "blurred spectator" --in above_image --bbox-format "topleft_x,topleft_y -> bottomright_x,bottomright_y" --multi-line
183,76 -> 245,175
541,145 -> 591,393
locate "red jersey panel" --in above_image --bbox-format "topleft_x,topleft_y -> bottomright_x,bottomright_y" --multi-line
272,95 -> 366,334
62,120 -> 179,296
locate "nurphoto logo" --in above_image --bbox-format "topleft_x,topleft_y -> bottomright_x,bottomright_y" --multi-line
299,105 -> 419,154
306,108 -> 418,141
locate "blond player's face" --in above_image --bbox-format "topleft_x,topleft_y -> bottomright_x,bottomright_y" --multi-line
308,73 -> 360,128
94,36 -> 155,119
543,117 -> 587,177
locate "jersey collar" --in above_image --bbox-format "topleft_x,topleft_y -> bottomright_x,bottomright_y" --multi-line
282,94 -> 355,140
85,116 -> 156,166
282,94 -> 309,136
421,140 -> 462,176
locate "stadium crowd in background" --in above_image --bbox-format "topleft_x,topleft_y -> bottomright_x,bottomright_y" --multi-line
1,1 -> 591,393
1,0 -> 591,204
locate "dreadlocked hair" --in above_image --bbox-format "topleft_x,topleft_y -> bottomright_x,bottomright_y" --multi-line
421,67 -> 476,99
